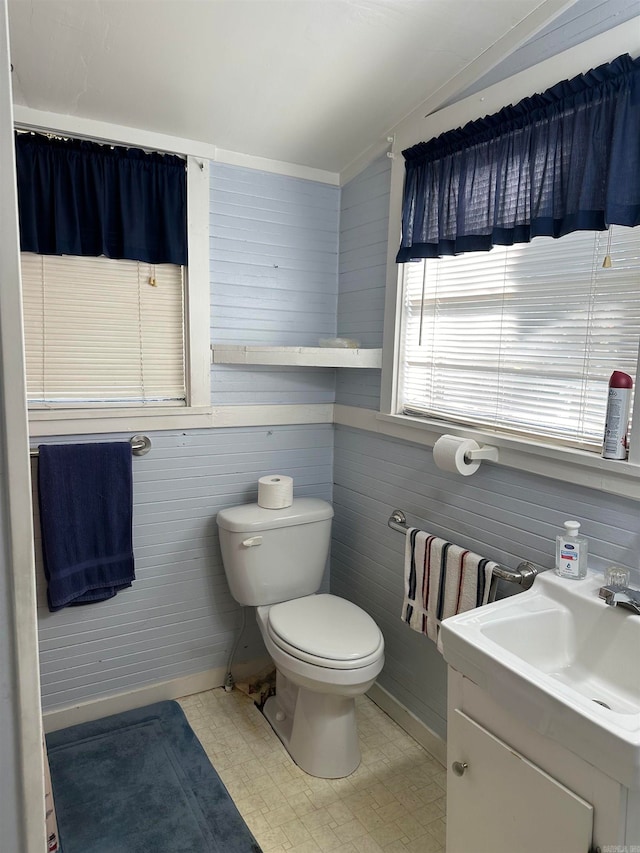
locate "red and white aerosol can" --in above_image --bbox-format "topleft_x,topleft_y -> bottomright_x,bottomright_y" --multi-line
602,371 -> 633,460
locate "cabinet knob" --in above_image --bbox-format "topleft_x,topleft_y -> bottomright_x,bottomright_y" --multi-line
452,761 -> 468,777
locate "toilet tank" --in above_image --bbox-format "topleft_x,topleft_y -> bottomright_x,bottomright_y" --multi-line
216,498 -> 334,606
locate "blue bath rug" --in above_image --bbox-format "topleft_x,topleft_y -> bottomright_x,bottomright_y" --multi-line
46,700 -> 262,853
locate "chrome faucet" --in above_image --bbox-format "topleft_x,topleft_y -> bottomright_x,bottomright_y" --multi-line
599,584 -> 640,615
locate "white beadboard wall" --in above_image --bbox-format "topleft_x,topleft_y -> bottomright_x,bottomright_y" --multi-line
210,162 -> 340,405
34,425 -> 333,711
335,154 -> 389,410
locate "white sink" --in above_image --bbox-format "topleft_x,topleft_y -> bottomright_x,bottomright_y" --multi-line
440,570 -> 640,789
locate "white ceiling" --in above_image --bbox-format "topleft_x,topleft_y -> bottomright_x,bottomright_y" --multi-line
8,0 -> 584,174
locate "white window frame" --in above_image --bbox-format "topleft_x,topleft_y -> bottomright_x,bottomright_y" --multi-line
377,30 -> 640,502
16,117 -> 212,438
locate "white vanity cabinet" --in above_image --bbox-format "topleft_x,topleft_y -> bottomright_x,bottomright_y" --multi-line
446,669 -> 639,852
447,708 -> 592,852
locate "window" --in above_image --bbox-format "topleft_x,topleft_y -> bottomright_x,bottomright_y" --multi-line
16,136 -> 211,432
22,254 -> 185,408
399,227 -> 640,452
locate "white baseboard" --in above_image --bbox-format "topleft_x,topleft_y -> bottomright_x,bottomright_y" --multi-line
43,662 -> 447,773
367,682 -> 447,768
42,657 -> 271,733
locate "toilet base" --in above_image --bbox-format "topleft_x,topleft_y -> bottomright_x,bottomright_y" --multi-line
263,679 -> 361,778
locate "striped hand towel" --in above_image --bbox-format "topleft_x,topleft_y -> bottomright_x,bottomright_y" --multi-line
401,528 -> 496,650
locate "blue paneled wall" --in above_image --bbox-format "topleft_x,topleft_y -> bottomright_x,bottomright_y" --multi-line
210,163 -> 339,405
336,155 -> 389,410
36,424 -> 334,711
332,155 -> 640,741
35,152 -> 640,746
36,163 -> 339,713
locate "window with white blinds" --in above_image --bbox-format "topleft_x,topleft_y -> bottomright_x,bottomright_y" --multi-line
22,253 -> 186,407
400,227 -> 640,450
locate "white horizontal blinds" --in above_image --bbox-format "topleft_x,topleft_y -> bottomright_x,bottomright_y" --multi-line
136,262 -> 186,402
401,227 -> 640,449
22,253 -> 185,406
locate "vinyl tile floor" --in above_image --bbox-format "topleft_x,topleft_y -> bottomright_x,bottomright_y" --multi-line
179,688 -> 447,853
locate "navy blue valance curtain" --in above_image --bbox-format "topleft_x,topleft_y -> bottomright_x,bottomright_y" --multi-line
15,132 -> 187,265
396,53 -> 640,262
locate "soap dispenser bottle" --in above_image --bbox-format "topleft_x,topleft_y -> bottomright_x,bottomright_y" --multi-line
555,520 -> 587,580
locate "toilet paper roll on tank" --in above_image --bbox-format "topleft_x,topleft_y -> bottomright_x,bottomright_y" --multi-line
258,474 -> 294,509
432,435 -> 499,476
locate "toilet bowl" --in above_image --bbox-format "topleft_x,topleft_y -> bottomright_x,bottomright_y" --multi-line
216,497 -> 385,778
256,595 -> 384,777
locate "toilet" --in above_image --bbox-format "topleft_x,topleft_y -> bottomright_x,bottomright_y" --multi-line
216,497 -> 384,778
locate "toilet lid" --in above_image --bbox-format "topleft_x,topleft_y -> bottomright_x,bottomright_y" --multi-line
268,594 -> 383,664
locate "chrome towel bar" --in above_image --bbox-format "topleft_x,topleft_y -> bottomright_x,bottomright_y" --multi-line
388,509 -> 539,591
30,434 -> 151,458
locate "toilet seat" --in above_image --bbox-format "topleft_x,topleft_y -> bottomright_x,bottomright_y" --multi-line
267,594 -> 384,670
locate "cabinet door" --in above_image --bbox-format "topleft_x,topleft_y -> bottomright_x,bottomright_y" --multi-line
447,709 -> 593,853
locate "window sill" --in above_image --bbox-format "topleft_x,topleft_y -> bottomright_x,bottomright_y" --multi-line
333,405 -> 640,502
28,406 -> 214,437
28,403 -> 335,437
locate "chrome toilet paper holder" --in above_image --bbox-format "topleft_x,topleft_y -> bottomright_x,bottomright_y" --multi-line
464,444 -> 499,462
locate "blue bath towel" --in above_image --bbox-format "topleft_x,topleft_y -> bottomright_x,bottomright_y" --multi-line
38,442 -> 135,612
